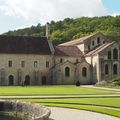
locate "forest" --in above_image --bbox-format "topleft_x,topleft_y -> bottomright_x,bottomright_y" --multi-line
4,16 -> 120,45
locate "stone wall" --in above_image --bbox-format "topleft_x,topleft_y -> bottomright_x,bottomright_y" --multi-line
0,54 -> 53,86
0,100 -> 51,120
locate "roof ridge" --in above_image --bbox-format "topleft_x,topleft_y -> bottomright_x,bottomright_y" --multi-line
58,32 -> 103,46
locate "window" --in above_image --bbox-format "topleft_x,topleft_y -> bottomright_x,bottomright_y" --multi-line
46,61 -> 49,68
105,64 -> 109,75
34,61 -> 37,68
97,37 -> 100,44
113,64 -> 117,75
21,61 -> 25,68
82,67 -> 87,77
108,51 -> 111,60
8,61 -> 12,67
88,45 -> 90,50
65,67 -> 70,77
92,41 -> 94,46
60,58 -> 63,63
113,48 -> 118,59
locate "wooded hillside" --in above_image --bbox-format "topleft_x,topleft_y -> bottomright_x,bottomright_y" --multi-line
4,16 -> 120,45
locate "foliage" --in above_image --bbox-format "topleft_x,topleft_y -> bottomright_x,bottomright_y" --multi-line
111,77 -> 120,86
3,16 -> 120,45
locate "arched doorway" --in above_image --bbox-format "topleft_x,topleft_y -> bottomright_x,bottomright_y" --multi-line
9,75 -> 14,86
42,76 -> 47,85
24,75 -> 30,85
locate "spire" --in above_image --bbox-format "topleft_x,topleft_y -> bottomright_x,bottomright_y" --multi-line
46,22 -> 50,39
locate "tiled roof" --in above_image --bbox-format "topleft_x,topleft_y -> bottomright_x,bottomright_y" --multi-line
58,32 -> 100,46
0,35 -> 52,55
55,46 -> 83,57
85,42 -> 115,56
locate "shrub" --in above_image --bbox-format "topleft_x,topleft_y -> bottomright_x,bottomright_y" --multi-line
111,77 -> 120,86
76,81 -> 80,86
96,81 -> 107,86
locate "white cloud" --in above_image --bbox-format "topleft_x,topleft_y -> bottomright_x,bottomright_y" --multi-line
111,13 -> 120,17
0,0 -> 108,24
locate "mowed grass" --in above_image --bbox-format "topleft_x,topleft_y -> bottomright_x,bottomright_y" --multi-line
1,85 -> 120,118
0,85 -> 118,95
15,97 -> 120,118
17,97 -> 120,108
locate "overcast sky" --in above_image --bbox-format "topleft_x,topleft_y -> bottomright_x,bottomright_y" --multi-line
0,0 -> 119,34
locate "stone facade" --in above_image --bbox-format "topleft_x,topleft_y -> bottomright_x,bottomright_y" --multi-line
0,32 -> 119,85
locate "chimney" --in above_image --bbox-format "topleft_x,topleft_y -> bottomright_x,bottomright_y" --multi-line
45,22 -> 55,55
46,22 -> 50,39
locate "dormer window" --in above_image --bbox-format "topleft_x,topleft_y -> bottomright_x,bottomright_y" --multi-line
97,37 -> 100,44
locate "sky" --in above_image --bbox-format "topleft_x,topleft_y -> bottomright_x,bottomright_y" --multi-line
0,0 -> 120,34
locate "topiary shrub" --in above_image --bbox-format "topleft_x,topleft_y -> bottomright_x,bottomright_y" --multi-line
76,81 -> 80,86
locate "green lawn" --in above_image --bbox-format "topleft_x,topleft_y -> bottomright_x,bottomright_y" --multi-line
15,97 -> 120,118
0,86 -> 118,95
0,85 -> 120,118
18,97 -> 120,108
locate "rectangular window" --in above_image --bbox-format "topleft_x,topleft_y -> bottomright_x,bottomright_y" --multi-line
34,61 -> 38,68
97,37 -> 100,44
21,61 -> 25,68
46,61 -> 49,68
8,60 -> 12,67
92,41 -> 94,46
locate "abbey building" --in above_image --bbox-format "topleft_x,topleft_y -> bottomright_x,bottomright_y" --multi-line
0,32 -> 119,85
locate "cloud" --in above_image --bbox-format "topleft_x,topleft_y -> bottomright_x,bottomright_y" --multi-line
111,13 -> 120,17
0,0 -> 108,24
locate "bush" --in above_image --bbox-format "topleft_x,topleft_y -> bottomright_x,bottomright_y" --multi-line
76,81 -> 80,86
112,78 -> 120,86
96,81 -> 107,86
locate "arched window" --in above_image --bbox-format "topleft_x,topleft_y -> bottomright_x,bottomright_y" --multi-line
108,51 -> 111,60
65,67 -> 70,77
113,64 -> 117,75
82,67 -> 87,77
105,64 -> 109,75
113,48 -> 118,59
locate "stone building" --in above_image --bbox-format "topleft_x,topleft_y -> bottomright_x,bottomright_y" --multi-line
0,32 -> 119,85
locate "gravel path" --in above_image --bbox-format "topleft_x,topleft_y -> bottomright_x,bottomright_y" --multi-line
49,107 -> 120,120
